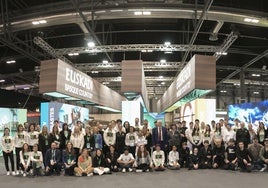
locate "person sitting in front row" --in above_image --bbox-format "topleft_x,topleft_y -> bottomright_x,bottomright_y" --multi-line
19,143 -> 31,177
93,149 -> 110,175
224,138 -> 237,171
200,140 -> 212,169
74,149 -> 94,176
188,147 -> 201,170
30,144 -> 43,176
62,142 -> 77,176
236,141 -> 253,172
179,142 -> 190,168
168,145 -> 180,170
259,138 -> 268,172
212,140 -> 225,169
134,145 -> 152,172
152,144 -> 165,171
106,145 -> 119,172
45,142 -> 62,176
117,147 -> 135,173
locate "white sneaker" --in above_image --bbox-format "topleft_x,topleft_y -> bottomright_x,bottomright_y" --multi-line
136,169 -> 142,173
122,168 -> 126,173
23,172 -> 27,177
7,171 -> 10,176
12,171 -> 16,176
16,171 -> 19,175
87,173 -> 93,177
260,164 -> 267,172
129,168 -> 133,172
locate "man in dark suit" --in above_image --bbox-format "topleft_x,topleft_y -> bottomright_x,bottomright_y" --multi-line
152,120 -> 168,151
45,142 -> 62,175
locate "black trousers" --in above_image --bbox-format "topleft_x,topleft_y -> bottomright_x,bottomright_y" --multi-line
15,147 -> 22,171
64,164 -> 76,176
3,151 -> 15,171
213,155 -> 224,168
137,163 -> 150,172
224,162 -> 237,170
74,147 -> 80,162
19,163 -> 32,172
238,158 -> 251,172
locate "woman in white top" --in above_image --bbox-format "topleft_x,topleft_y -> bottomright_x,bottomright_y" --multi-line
19,143 -> 31,177
27,123 -> 39,150
168,145 -> 180,170
190,123 -> 202,150
136,130 -> 147,156
152,144 -> 165,171
30,144 -> 43,176
202,124 -> 214,145
1,127 -> 15,175
14,124 -> 28,174
70,125 -> 84,162
125,126 -> 138,158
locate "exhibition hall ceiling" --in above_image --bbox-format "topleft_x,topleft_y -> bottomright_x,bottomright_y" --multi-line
0,0 -> 268,107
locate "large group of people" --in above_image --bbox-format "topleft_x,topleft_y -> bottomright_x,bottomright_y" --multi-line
1,118 -> 268,177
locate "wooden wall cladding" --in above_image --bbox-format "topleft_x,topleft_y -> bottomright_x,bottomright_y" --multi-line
157,55 -> 216,112
121,60 -> 149,109
121,60 -> 143,93
39,59 -> 125,111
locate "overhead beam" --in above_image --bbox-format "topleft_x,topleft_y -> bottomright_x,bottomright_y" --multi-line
217,49 -> 268,85
181,0 -> 214,64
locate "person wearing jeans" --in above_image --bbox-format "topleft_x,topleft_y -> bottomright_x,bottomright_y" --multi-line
1,127 -> 15,176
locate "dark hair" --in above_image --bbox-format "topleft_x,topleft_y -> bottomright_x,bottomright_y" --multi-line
204,124 -> 211,137
28,123 -> 36,132
192,126 -> 200,136
124,146 -> 129,151
22,143 -> 29,156
66,142 -> 75,156
17,124 -> 24,132
204,140 -> 209,144
3,127 -> 10,136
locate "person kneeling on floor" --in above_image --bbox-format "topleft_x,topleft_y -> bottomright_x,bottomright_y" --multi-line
237,141 -> 253,172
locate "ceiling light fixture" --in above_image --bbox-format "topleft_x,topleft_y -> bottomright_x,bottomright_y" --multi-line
134,11 -> 151,16
68,53 -> 79,56
102,60 -> 108,64
253,91 -> 259,94
32,20 -> 47,25
216,52 -> 227,55
244,18 -> 259,23
164,41 -> 171,46
0,79 -> 5,83
87,41 -> 95,47
6,60 -> 16,64
220,90 -> 227,93
160,59 -> 166,63
252,73 -> 260,77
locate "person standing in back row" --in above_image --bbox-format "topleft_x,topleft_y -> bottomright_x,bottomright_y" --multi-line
152,120 -> 168,151
236,122 -> 250,148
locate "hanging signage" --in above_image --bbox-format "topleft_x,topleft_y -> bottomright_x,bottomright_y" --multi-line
157,55 -> 216,112
39,59 -> 125,111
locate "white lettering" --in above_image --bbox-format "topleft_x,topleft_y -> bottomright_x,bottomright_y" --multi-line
176,64 -> 191,89
176,80 -> 191,98
49,108 -> 54,127
65,67 -> 93,91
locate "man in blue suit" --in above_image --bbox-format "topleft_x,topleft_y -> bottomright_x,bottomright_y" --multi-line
45,142 -> 62,175
152,120 -> 168,151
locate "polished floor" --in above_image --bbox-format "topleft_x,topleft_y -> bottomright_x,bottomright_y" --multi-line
0,164 -> 267,188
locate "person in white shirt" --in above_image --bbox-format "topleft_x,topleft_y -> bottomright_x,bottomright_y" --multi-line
27,123 -> 39,150
14,124 -> 28,174
19,143 -> 31,177
134,145 -> 152,172
117,147 -> 135,172
1,127 -> 15,176
125,126 -> 138,157
185,122 -> 194,152
70,126 -> 84,162
202,124 -> 214,145
31,144 -> 43,176
103,122 -> 116,154
136,130 -> 147,155
168,145 -> 180,170
134,117 -> 143,132
152,144 -> 165,171
223,124 -> 236,146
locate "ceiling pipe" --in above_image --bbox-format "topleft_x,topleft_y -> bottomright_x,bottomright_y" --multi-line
209,20 -> 224,41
